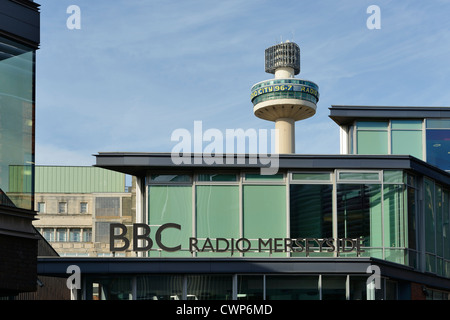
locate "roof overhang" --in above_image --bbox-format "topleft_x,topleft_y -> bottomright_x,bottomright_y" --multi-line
329,105 -> 450,126
94,152 -> 450,187
0,0 -> 40,49
37,256 -> 450,291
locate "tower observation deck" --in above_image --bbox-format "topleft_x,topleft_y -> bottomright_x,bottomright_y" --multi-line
251,41 -> 319,153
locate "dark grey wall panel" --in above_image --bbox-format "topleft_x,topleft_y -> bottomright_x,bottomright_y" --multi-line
0,0 -> 40,47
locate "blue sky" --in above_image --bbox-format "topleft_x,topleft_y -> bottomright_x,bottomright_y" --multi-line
35,0 -> 450,166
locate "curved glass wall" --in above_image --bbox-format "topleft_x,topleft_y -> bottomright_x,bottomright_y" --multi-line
251,91 -> 318,106
0,36 -> 35,210
145,169 -> 449,278
250,79 -> 319,106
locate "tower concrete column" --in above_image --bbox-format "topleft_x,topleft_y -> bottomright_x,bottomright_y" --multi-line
275,118 -> 295,154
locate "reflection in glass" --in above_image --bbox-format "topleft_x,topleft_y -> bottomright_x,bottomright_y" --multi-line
237,275 -> 264,300
426,129 -> 450,171
186,275 -> 232,300
349,276 -> 367,300
290,184 -> 332,239
265,276 -> 319,300
137,275 -> 183,300
337,184 -> 382,250
0,36 -> 35,210
90,277 -> 132,300
322,276 -> 346,300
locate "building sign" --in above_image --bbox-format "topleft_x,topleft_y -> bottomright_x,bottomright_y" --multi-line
250,84 -> 319,100
110,223 -> 365,255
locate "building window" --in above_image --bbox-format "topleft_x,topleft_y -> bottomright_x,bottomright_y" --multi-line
148,185 -> 192,257
265,275 -> 319,300
353,120 -> 424,160
242,183 -> 286,257
83,228 -> 92,242
186,275 -> 232,300
95,197 -> 120,217
196,184 -> 239,257
356,121 -> 388,155
57,228 -> 67,242
58,202 -> 67,214
391,120 -> 423,159
80,202 -> 88,213
336,183 -> 382,257
290,184 -> 333,249
237,275 -> 264,300
43,228 -> 54,242
69,228 -> 81,242
426,119 -> 450,171
37,202 -> 46,213
136,275 -> 184,300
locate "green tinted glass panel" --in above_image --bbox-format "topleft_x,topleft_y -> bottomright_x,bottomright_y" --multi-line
292,173 -> 331,181
443,190 -> 450,260
426,119 -> 450,129
245,173 -> 283,181
290,184 -> 332,238
424,179 -> 436,255
356,121 -> 388,130
391,130 -> 423,159
339,172 -> 380,181
356,131 -> 388,154
150,174 -> 191,182
383,185 -> 405,249
148,185 -> 192,257
383,170 -> 403,184
391,120 -> 422,130
243,185 -> 286,256
0,37 -> 35,210
197,174 -> 237,182
196,185 -> 239,256
337,184 -> 382,249
436,186 -> 443,258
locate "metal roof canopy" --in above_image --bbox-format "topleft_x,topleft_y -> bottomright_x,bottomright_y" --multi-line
329,105 -> 450,126
94,152 -> 450,187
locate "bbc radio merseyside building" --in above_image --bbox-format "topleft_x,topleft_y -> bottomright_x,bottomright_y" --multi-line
38,43 -> 450,300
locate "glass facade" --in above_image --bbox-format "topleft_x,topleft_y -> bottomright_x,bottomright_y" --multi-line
0,36 -> 35,210
351,120 -> 424,159
82,273 -> 424,300
144,169 -> 450,278
349,118 -> 450,172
